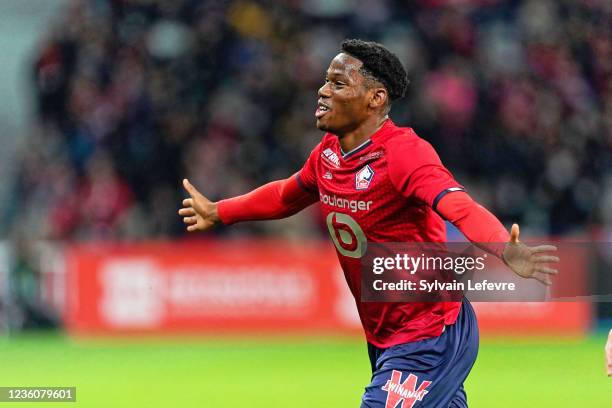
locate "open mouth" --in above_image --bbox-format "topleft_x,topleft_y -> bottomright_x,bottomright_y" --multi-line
315,103 -> 331,119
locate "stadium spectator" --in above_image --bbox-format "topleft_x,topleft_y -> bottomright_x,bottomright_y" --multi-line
3,0 -> 611,241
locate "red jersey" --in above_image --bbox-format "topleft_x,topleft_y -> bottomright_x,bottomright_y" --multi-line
297,119 -> 464,348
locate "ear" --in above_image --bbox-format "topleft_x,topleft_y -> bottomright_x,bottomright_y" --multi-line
369,87 -> 388,110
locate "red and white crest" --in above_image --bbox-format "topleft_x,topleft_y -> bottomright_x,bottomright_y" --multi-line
355,164 -> 375,190
382,370 -> 431,408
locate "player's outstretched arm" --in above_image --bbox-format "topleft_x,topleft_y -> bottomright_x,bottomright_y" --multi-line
436,192 -> 558,285
179,176 -> 318,232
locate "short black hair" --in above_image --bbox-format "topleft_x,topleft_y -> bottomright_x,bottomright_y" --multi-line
340,39 -> 409,101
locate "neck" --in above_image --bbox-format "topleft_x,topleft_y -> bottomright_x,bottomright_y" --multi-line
338,115 -> 388,153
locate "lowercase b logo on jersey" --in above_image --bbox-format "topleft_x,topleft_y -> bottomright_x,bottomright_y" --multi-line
355,164 -> 374,190
382,370 -> 431,408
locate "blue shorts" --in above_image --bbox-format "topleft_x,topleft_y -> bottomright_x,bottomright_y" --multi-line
361,299 -> 479,408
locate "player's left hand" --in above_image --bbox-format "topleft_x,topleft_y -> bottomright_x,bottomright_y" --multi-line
606,329 -> 612,376
502,224 -> 559,285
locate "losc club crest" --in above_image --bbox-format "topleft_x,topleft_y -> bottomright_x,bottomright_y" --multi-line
355,164 -> 375,190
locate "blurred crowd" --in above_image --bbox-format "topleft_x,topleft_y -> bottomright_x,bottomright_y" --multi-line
2,0 -> 612,241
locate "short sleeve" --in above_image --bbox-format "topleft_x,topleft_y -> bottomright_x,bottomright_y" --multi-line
387,136 -> 464,209
296,142 -> 321,193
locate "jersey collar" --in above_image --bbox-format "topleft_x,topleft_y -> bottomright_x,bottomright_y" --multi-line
339,118 -> 394,159
340,138 -> 373,159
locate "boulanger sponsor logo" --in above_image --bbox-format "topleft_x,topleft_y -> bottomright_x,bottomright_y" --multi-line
321,148 -> 340,167
355,164 -> 375,190
319,193 -> 372,212
326,212 -> 367,258
382,370 -> 431,408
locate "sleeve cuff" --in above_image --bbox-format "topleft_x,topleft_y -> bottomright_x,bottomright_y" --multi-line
432,187 -> 466,212
216,199 -> 233,225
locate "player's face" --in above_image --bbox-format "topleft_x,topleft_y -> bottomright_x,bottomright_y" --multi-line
316,53 -> 371,135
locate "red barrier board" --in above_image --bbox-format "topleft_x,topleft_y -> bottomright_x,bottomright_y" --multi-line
64,240 -> 362,334
64,240 -> 590,337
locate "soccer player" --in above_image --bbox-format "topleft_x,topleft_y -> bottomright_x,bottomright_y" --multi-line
179,39 -> 559,407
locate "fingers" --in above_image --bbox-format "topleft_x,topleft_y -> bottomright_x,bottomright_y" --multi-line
510,224 -> 520,244
178,207 -> 195,216
183,214 -> 199,232
531,245 -> 558,253
534,266 -> 558,275
531,255 -> 560,264
531,274 -> 552,286
180,180 -> 204,232
183,178 -> 198,197
179,198 -> 197,228
182,216 -> 197,225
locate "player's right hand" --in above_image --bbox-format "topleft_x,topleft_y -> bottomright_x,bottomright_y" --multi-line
179,178 -> 220,232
